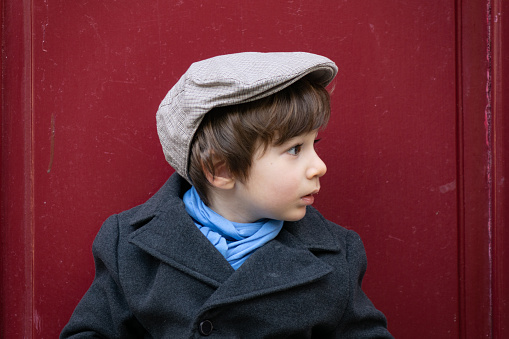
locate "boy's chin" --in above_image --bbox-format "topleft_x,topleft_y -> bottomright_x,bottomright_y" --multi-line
282,209 -> 307,222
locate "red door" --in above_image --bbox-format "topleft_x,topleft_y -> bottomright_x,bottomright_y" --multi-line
1,0 -> 508,338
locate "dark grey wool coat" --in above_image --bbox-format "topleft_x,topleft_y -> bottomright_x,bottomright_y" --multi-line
61,173 -> 393,338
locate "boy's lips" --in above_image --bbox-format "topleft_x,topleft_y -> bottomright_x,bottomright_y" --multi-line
301,189 -> 320,205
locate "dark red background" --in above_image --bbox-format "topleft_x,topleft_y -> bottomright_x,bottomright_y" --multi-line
1,0 -> 507,338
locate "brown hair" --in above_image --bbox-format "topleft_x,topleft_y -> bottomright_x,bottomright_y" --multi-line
188,77 -> 331,205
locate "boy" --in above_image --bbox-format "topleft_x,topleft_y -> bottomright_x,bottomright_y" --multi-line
61,52 -> 393,338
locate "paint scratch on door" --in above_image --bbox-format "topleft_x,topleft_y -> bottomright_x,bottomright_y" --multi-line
34,308 -> 42,333
47,114 -> 55,173
42,0 -> 49,52
439,180 -> 456,194
485,0 -> 494,323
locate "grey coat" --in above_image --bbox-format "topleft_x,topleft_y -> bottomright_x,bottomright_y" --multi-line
61,174 -> 393,338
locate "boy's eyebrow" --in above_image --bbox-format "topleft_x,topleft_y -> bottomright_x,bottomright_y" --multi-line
276,131 -> 320,147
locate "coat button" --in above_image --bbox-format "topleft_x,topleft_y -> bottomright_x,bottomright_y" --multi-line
199,320 -> 213,336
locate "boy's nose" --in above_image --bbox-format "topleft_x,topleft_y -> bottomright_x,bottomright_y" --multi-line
306,152 -> 327,179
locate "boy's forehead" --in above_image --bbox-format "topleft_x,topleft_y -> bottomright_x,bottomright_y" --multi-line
155,52 -> 338,182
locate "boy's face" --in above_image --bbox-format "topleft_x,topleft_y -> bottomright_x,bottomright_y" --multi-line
226,129 -> 327,223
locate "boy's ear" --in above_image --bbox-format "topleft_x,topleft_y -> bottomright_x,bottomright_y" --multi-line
202,156 -> 235,190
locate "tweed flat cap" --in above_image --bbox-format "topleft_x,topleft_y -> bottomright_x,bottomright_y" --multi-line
156,51 -> 338,181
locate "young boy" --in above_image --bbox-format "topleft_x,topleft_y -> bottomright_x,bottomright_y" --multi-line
61,52 -> 393,338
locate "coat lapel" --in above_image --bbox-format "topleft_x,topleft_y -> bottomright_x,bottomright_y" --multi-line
127,175 -> 235,287
201,209 -> 341,308
201,229 -> 333,309
127,174 -> 342,306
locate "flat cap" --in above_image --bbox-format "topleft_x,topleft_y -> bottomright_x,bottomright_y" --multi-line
156,51 -> 338,181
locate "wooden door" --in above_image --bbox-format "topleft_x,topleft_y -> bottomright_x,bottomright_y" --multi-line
1,0 -> 507,337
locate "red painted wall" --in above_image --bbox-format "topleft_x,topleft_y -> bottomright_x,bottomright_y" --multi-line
1,0 -> 507,338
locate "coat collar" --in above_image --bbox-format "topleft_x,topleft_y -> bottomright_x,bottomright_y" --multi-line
127,173 -> 341,303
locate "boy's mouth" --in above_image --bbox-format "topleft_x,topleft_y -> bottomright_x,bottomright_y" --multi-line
301,189 -> 319,205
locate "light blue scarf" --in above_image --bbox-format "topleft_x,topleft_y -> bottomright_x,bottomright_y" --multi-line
183,186 -> 284,270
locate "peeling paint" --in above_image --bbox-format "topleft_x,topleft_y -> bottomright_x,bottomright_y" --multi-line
485,0 -> 494,327
41,0 -> 49,52
34,308 -> 42,333
47,114 -> 55,173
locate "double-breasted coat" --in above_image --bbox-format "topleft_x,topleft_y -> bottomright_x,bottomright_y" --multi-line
61,174 -> 393,338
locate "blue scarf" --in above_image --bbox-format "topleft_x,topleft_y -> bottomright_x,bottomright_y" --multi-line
183,186 -> 284,270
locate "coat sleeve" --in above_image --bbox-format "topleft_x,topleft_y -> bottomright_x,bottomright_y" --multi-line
60,215 -> 146,338
334,230 -> 394,339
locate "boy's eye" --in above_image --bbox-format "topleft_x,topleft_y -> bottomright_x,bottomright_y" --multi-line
287,144 -> 302,156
